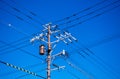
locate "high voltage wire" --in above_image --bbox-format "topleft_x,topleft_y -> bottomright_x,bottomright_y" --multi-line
64,59 -> 94,79
0,0 -> 44,26
54,0 -> 108,23
58,0 -> 120,26
67,52 -> 115,79
0,60 -> 46,79
71,41 -> 120,79
0,62 -> 46,77
0,21 -> 39,49
0,20 -> 30,36
0,8 -> 39,30
62,33 -> 120,79
87,34 -> 120,48
14,68 -> 46,79
9,0 -> 48,23
0,40 -> 28,52
0,41 -> 44,61
0,20 -> 42,51
62,3 -> 120,30
65,69 -> 81,79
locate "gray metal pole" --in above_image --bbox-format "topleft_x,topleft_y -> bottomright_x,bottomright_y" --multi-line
47,25 -> 51,79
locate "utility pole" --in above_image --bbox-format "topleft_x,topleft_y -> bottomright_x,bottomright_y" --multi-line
30,23 -> 77,79
47,24 -> 51,79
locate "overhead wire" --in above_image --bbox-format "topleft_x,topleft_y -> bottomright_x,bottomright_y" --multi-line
71,40 -> 120,79
64,58 -> 94,79
14,68 -> 46,79
62,2 -> 120,30
54,0 -> 108,23
9,0 -> 48,23
0,20 -> 42,51
0,60 -> 46,79
0,0 -> 44,26
58,0 -> 120,26
0,20 -> 29,36
65,69 -> 81,79
60,32 -> 120,79
0,61 -> 46,77
0,7 -> 40,30
0,40 -> 44,61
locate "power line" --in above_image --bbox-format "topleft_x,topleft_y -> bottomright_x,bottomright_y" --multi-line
14,68 -> 46,79
58,0 -> 120,26
0,62 -> 46,77
9,0 -> 48,23
62,3 -> 120,30
0,0 -> 44,26
0,8 -> 39,30
71,40 -> 120,79
54,0 -> 108,23
0,40 -> 44,61
0,60 -> 46,79
65,69 -> 81,79
0,20 -> 29,36
65,59 -> 94,79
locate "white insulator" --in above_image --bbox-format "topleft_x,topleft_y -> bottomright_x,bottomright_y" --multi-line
6,63 -> 9,66
30,38 -> 35,42
62,50 -> 66,55
17,67 -> 20,70
21,68 -> 24,71
35,36 -> 39,39
13,66 -> 17,68
39,33 -> 44,37
67,38 -> 72,42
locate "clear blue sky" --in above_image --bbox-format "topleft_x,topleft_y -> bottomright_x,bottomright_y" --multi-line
0,0 -> 120,79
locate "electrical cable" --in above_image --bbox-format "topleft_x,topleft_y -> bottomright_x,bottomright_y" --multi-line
0,8 -> 39,30
0,61 -> 46,77
14,68 -> 46,79
64,59 -> 94,79
58,0 -> 120,26
71,41 -> 120,79
65,69 -> 81,79
0,40 -> 44,61
0,20 -> 30,36
0,60 -> 46,79
54,0 -> 108,23
9,0 -> 48,23
0,0 -> 44,26
62,3 -> 120,30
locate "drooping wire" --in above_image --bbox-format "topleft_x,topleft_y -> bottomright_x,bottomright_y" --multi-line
14,67 -> 46,79
0,60 -> 46,79
0,20 -> 29,36
0,61 -> 46,77
54,0 -> 108,23
62,3 -> 120,30
0,0 -> 44,26
65,69 -> 81,79
0,40 -> 44,61
0,20 -> 41,50
58,0 -> 120,26
9,0 -> 48,23
0,8 -> 40,30
71,40 -> 120,79
64,58 -> 94,79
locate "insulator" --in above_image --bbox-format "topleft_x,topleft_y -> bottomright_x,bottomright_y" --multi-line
39,45 -> 45,55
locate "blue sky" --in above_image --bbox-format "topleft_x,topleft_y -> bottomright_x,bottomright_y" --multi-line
0,0 -> 120,79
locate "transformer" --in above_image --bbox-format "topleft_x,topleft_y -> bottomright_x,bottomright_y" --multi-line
39,45 -> 45,55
